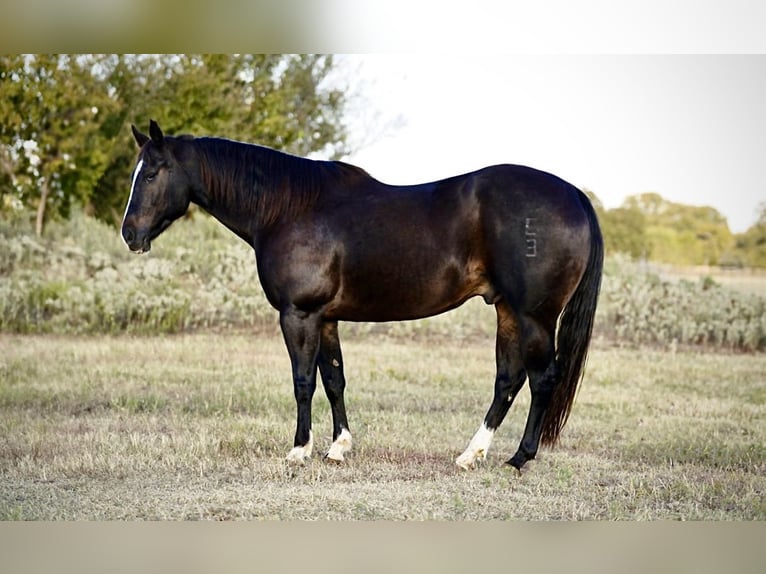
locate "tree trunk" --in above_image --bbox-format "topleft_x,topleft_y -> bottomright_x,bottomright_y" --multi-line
35,178 -> 50,237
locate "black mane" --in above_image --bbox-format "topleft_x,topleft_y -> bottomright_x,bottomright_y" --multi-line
192,137 -> 326,229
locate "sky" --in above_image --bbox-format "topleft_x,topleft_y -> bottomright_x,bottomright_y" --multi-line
340,55 -> 766,233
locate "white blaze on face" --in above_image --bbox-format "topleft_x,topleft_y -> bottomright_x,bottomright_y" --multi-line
455,423 -> 495,470
122,159 -> 144,238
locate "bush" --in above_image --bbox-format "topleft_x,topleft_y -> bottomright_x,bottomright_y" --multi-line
0,212 -> 276,335
1,214 -> 765,352
596,255 -> 766,352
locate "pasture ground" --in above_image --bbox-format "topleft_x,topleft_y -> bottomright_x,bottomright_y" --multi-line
1,332 -> 764,520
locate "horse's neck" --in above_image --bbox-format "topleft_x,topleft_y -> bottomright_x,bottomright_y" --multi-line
187,140 -> 247,240
191,137 -> 323,245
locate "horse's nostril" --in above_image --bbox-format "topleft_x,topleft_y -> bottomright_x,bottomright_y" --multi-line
123,227 -> 135,245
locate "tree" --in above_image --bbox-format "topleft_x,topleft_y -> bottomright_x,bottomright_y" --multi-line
622,192 -> 734,266
601,206 -> 650,259
733,202 -> 766,267
1,54 -> 350,232
0,54 -> 120,235
91,54 -> 349,225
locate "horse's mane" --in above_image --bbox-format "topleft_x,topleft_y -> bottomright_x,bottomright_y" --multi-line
192,137 -> 356,229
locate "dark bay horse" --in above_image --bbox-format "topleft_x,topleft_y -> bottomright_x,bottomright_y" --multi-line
121,120 -> 603,471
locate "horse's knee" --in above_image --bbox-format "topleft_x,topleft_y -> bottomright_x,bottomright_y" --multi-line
293,377 -> 316,403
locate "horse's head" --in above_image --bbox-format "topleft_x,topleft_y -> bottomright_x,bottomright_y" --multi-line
121,120 -> 192,253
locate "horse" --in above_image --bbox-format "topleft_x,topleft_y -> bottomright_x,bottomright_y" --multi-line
121,120 -> 603,471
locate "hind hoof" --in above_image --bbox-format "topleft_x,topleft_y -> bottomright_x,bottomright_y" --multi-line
506,450 -> 534,472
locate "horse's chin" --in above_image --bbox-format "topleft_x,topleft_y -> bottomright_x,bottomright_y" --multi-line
129,240 -> 151,254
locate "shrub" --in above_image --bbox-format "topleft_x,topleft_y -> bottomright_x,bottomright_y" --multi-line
1,214 -> 764,352
0,212 -> 275,335
596,255 -> 766,351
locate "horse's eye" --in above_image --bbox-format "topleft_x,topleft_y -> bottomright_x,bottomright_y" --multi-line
145,173 -> 156,182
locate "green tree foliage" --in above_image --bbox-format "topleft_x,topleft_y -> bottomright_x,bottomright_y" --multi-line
622,192 -> 734,265
600,206 -> 650,259
0,55 -> 121,235
585,188 -> 648,258
586,189 -> 766,266
733,202 -> 766,268
594,191 -> 735,266
1,54 -> 349,233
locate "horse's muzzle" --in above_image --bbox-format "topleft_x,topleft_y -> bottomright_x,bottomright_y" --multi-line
121,225 -> 151,254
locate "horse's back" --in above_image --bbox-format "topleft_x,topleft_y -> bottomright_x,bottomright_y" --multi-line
281,163 -> 594,324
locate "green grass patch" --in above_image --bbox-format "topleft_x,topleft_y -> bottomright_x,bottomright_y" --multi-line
1,333 -> 764,520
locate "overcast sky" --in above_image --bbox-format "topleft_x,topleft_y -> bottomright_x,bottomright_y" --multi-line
340,55 -> 765,233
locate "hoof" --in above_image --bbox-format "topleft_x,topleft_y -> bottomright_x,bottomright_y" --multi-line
325,428 -> 352,463
506,450 -> 534,472
505,460 -> 523,476
286,448 -> 310,464
456,423 -> 494,470
286,431 -> 313,464
455,450 -> 485,470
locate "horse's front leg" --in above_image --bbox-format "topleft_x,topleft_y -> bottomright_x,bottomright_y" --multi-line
280,308 -> 322,463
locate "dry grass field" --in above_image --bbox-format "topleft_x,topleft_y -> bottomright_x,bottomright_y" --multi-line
1,332 -> 764,520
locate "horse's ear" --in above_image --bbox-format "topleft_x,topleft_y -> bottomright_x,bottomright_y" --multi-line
131,124 -> 149,148
149,120 -> 164,147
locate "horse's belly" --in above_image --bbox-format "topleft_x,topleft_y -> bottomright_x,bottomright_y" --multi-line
326,258 -> 492,322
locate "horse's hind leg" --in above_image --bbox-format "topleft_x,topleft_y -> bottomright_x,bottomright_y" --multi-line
317,321 -> 352,462
507,314 -> 557,470
456,301 -> 526,469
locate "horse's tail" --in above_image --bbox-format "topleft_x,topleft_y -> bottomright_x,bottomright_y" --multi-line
540,189 -> 604,447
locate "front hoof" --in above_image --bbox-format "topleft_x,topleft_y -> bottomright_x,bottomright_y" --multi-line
325,428 -> 352,463
286,447 -> 310,464
286,431 -> 313,464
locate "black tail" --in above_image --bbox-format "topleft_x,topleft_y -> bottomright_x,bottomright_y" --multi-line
540,190 -> 604,446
